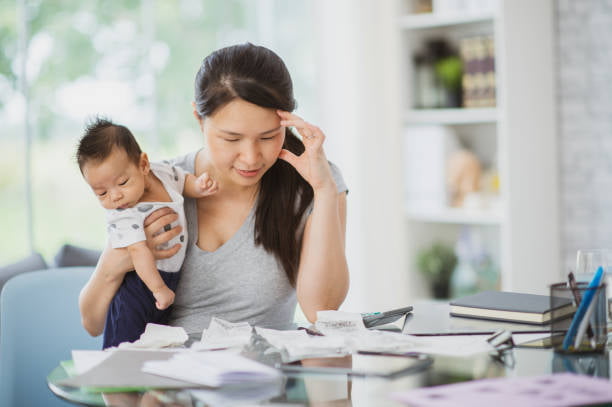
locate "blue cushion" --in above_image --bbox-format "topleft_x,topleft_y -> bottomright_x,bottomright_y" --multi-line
0,267 -> 102,407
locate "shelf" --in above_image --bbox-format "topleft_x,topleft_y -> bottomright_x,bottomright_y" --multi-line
404,108 -> 498,125
406,206 -> 503,225
399,12 -> 495,30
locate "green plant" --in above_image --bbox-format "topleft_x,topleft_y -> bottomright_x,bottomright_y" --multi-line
416,242 -> 458,285
434,56 -> 462,91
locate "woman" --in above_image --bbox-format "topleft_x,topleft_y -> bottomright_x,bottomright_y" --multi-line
79,43 -> 349,337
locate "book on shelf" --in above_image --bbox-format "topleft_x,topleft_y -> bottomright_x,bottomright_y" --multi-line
460,35 -> 496,108
449,290 -> 575,325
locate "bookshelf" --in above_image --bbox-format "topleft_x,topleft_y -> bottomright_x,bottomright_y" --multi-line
400,0 -> 559,296
404,107 -> 498,125
406,206 -> 503,225
398,11 -> 495,30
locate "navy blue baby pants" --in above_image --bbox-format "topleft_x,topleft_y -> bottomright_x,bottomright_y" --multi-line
103,270 -> 180,349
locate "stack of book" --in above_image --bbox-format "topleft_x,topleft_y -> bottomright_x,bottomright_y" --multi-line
460,35 -> 496,108
449,291 -> 575,325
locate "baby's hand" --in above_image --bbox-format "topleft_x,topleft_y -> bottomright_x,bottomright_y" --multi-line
195,172 -> 219,197
153,286 -> 175,310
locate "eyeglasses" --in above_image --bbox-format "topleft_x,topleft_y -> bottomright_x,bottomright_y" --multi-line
487,329 -> 515,367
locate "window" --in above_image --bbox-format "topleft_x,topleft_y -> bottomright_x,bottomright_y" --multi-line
0,0 -> 316,263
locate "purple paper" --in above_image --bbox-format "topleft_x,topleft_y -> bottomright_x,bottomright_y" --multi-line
391,373 -> 612,407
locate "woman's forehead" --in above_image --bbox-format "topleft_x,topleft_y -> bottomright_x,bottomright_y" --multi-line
207,99 -> 280,134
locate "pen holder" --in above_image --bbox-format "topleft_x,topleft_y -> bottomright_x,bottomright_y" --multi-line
550,282 -> 607,353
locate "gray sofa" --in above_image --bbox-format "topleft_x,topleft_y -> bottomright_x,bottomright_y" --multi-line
0,244 -> 101,294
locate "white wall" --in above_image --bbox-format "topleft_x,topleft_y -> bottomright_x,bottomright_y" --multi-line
311,0 -> 411,311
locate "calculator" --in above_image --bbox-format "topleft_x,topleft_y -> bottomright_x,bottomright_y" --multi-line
361,306 -> 413,328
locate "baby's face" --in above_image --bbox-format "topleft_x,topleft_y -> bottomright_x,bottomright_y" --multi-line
82,147 -> 148,210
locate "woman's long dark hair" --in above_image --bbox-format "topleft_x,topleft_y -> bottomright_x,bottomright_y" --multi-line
194,43 -> 313,286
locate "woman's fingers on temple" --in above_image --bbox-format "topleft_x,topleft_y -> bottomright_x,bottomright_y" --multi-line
277,110 -> 326,146
278,149 -> 298,166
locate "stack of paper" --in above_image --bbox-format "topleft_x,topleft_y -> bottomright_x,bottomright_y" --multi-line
142,350 -> 281,387
71,350 -> 113,374
255,325 -> 494,360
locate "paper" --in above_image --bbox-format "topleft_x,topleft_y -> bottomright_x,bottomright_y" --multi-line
58,349 -> 196,390
512,332 -> 551,346
71,350 -> 113,375
189,379 -> 284,406
339,329 -> 493,357
117,323 -> 188,349
255,326 -> 309,349
391,373 -> 612,407
315,310 -> 366,335
255,326 -> 349,362
348,330 -> 419,353
405,335 -> 495,357
282,335 -> 350,362
192,317 -> 253,350
142,350 -> 281,387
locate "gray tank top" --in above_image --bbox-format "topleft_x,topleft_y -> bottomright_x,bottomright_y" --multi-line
169,150 -> 348,335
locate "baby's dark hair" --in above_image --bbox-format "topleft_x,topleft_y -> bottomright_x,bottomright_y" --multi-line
76,117 -> 142,173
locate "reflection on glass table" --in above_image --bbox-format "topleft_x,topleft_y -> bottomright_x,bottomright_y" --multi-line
48,346 -> 611,407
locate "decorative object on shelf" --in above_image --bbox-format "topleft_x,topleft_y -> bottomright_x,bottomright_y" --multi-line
431,0 -> 498,16
434,54 -> 462,108
404,125 -> 459,211
460,35 -> 496,108
413,39 -> 462,109
473,243 -> 499,291
411,0 -> 432,14
416,242 -> 458,299
450,227 -> 479,298
446,149 -> 481,208
413,52 -> 439,109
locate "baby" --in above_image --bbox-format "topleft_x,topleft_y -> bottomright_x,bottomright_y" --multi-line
76,118 -> 217,348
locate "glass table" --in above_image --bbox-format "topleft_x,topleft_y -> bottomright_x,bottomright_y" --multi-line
47,301 -> 612,406
48,346 -> 610,407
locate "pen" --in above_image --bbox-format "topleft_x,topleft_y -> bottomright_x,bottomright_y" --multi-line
562,266 -> 604,350
357,350 -> 424,358
410,330 -> 551,336
567,272 -> 594,339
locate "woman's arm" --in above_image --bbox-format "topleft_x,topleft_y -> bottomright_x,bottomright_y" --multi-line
79,243 -> 132,336
297,189 -> 349,322
277,111 -> 350,322
78,208 -> 182,336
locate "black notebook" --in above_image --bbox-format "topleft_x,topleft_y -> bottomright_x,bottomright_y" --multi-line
449,291 -> 575,325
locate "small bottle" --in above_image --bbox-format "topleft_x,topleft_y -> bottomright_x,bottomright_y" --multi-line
451,227 -> 479,297
413,51 -> 438,109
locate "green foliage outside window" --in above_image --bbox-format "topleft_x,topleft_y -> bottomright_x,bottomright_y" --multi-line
0,0 -> 315,264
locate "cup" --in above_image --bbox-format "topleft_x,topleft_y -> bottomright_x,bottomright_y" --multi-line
550,281 -> 607,353
575,249 -> 612,331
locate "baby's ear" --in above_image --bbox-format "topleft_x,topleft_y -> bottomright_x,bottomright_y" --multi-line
139,152 -> 150,174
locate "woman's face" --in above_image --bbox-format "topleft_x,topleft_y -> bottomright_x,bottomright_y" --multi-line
200,98 -> 285,189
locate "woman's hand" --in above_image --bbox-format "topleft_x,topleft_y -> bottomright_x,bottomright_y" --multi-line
277,111 -> 337,193
143,207 -> 182,259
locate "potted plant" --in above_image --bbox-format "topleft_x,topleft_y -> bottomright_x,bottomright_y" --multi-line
416,242 -> 458,299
